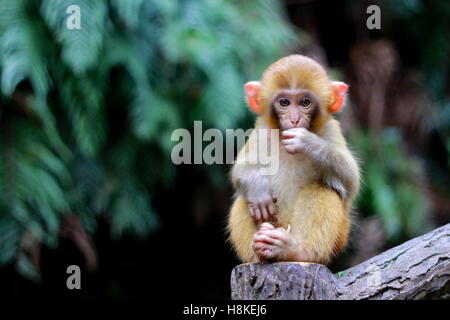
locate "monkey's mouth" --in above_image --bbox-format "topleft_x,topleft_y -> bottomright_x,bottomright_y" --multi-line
280,120 -> 310,130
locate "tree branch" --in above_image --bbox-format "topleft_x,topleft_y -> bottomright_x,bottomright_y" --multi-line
230,223 -> 450,300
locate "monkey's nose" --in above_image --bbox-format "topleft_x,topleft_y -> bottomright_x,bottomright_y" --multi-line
291,119 -> 299,126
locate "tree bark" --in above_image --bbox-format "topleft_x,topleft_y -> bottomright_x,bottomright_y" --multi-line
231,223 -> 450,300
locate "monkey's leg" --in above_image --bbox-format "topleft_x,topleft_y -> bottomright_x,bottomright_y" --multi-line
252,183 -> 349,264
227,196 -> 259,263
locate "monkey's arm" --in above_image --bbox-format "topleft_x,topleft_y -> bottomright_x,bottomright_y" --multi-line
282,120 -> 360,200
232,130 -> 277,221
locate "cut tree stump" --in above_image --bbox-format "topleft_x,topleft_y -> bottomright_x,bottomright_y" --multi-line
231,223 -> 450,300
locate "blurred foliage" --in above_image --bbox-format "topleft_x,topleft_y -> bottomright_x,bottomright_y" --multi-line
0,0 -> 295,278
387,0 -> 450,163
351,0 -> 450,242
351,128 -> 430,241
388,0 -> 449,99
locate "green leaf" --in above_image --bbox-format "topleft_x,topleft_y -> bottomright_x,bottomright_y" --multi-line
41,0 -> 107,74
0,215 -> 22,265
110,0 -> 144,30
110,182 -> 159,238
0,20 -> 51,96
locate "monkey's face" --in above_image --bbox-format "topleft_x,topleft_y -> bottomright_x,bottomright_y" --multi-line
271,89 -> 319,131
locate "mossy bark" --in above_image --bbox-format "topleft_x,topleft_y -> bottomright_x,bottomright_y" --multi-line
231,223 -> 450,300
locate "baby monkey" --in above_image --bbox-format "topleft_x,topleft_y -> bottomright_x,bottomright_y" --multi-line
228,55 -> 360,264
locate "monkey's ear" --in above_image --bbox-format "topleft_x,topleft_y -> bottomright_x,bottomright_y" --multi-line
244,81 -> 262,114
328,81 -> 349,113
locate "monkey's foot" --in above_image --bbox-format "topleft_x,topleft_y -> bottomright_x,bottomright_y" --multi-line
251,222 -> 300,262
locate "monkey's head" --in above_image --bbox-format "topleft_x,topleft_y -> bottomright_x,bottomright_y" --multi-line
245,55 -> 348,131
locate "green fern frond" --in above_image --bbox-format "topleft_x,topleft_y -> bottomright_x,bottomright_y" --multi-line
0,214 -> 22,265
0,20 -> 51,96
58,74 -> 106,156
130,87 -> 181,141
110,181 -> 159,239
110,0 -> 145,30
0,0 -> 298,274
41,0 -> 107,74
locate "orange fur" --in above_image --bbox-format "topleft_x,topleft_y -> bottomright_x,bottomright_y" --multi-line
260,55 -> 334,134
228,197 -> 258,262
228,55 -> 359,265
259,55 -> 334,114
228,183 -> 350,264
288,183 -> 348,264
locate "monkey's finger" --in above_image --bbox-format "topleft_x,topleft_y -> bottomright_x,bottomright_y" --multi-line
252,242 -> 268,251
254,233 -> 283,247
281,130 -> 296,139
260,222 -> 275,230
250,207 -> 259,220
281,136 -> 296,142
267,230 -> 289,244
253,206 -> 262,221
265,204 -> 272,217
260,205 -> 269,221
252,239 -> 269,248
282,134 -> 294,140
268,203 -> 277,218
267,205 -> 277,221
266,203 -> 273,215
281,138 -> 297,145
282,129 -> 302,138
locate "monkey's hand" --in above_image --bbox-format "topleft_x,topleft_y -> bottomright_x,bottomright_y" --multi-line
252,222 -> 302,262
281,128 -> 324,154
245,176 -> 278,222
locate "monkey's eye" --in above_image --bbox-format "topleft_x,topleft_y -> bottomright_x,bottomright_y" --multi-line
300,97 -> 311,108
279,98 -> 290,107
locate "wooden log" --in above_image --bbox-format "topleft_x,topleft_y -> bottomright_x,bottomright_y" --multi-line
230,223 -> 450,300
231,262 -> 339,300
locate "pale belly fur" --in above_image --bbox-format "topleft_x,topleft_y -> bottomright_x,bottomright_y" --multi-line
269,148 -> 319,217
